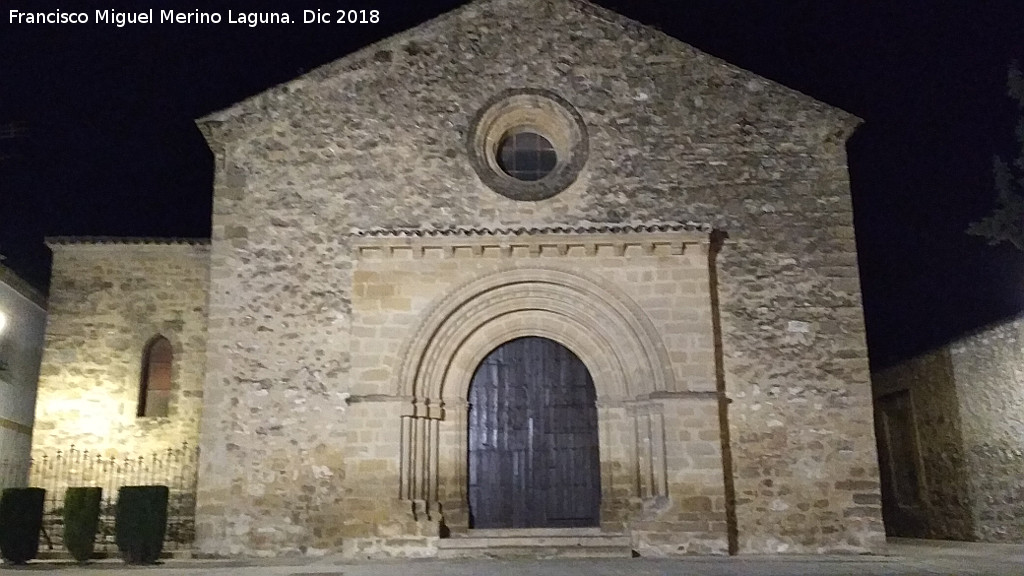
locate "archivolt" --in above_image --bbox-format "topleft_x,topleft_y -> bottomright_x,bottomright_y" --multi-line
393,265 -> 674,404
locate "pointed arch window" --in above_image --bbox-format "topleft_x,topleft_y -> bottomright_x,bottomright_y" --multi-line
138,336 -> 173,417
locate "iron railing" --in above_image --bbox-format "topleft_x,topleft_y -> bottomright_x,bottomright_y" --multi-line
0,443 -> 198,553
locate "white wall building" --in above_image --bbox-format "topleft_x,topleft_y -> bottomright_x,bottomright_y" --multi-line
0,263 -> 47,488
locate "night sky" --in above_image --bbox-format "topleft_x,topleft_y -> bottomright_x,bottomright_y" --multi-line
1,0 -> 1023,369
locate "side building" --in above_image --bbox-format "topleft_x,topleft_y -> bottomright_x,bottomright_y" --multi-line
0,264 -> 47,489
30,238 -> 209,490
873,316 -> 1024,543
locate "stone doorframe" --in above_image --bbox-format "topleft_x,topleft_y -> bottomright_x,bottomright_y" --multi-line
397,265 -> 678,530
346,222 -> 729,545
348,224 -> 725,541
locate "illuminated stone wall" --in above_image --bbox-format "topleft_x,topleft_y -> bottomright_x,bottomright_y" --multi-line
950,320 -> 1024,542
32,240 -> 209,460
873,351 -> 973,540
338,227 -> 726,557
875,317 -> 1024,543
0,265 -> 47,489
195,0 -> 879,557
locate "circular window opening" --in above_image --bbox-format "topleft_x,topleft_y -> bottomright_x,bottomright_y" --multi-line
496,131 -> 558,182
467,88 -> 589,201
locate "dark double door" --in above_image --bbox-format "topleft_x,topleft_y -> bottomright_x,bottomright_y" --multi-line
467,337 -> 601,529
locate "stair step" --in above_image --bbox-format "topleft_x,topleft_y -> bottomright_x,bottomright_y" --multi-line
436,544 -> 630,559
439,536 -> 629,548
437,529 -> 632,558
465,527 -> 603,538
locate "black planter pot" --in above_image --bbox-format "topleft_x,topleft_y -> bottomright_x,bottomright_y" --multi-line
115,485 -> 168,565
63,487 -> 102,563
0,487 -> 45,564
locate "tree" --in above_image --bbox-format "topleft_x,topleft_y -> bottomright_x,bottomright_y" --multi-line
968,64 -> 1024,250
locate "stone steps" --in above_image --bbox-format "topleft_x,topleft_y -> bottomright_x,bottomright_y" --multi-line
436,528 -> 632,559
466,527 -> 604,538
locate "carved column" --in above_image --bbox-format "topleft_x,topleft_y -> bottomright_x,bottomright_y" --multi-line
399,399 -> 443,521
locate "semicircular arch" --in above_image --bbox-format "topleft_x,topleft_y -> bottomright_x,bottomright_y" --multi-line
443,309 -> 624,403
394,265 -> 674,403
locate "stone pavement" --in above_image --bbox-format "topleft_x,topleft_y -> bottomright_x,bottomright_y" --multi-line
3,540 -> 1022,576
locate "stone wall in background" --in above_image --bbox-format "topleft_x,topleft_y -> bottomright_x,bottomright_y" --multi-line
32,240 -> 210,459
0,265 -> 47,489
949,319 -> 1024,542
874,316 -> 1024,543
196,0 -> 880,556
873,351 -> 974,541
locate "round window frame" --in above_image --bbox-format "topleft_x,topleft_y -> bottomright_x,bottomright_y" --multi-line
467,88 -> 589,201
495,130 -> 558,182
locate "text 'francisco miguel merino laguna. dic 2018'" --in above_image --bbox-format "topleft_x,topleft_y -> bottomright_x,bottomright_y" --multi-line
8,9 -> 298,27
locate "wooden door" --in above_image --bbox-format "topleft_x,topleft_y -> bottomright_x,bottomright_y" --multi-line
874,390 -> 927,537
468,337 -> 600,528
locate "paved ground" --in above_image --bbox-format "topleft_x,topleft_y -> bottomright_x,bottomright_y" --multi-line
2,539 -> 1022,576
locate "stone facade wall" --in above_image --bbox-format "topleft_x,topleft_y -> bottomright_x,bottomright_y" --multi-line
950,319 -> 1024,542
196,0 -> 880,556
348,231 -> 716,400
33,241 -> 210,460
873,351 -> 973,540
874,316 -> 1024,543
0,265 -> 47,489
335,228 -> 726,557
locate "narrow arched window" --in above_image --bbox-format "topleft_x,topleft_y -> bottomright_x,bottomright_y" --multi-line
138,336 -> 172,417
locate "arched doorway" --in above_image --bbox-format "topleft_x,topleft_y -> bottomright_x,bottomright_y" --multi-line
467,336 -> 600,529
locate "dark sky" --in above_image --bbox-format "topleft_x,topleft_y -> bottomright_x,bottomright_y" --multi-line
1,0 -> 1023,369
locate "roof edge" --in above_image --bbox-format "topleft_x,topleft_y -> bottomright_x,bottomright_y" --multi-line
0,264 -> 47,309
350,221 -> 713,238
873,312 -> 1024,373
568,0 -> 862,130
45,236 -> 211,247
196,0 -> 481,130
196,0 -> 861,143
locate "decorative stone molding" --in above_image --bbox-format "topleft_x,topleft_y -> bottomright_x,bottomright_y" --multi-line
352,223 -> 712,237
631,401 -> 669,499
400,411 -> 441,506
466,88 -> 589,201
348,222 -> 725,541
352,223 -> 710,261
393,265 -> 684,404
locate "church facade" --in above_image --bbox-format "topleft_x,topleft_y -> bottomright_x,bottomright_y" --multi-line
31,0 -> 883,558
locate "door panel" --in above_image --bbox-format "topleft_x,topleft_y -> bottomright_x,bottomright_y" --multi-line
468,337 -> 600,528
874,390 -> 927,537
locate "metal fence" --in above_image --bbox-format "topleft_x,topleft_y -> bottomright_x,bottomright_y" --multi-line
0,443 -> 198,554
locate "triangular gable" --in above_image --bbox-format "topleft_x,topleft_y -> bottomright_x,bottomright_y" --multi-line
197,0 -> 858,143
